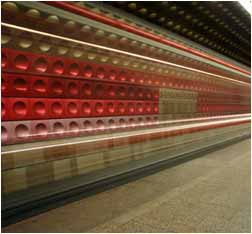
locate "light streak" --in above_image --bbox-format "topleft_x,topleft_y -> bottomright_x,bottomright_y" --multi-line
2,22 -> 250,86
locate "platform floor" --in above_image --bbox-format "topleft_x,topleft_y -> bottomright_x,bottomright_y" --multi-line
2,138 -> 251,233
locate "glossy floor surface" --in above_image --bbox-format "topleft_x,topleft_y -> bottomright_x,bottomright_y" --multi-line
2,138 -> 251,233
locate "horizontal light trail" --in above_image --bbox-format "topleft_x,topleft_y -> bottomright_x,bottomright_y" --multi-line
3,113 -> 251,138
2,115 -> 250,155
2,22 -> 250,86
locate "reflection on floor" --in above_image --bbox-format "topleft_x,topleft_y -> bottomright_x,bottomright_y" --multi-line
2,139 -> 251,233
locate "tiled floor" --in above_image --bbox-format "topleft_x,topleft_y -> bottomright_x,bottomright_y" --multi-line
2,139 -> 251,233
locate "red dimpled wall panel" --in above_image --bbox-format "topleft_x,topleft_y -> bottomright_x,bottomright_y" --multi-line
1,14 -> 251,146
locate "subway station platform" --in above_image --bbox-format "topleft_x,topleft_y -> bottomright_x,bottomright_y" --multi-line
2,138 -> 251,233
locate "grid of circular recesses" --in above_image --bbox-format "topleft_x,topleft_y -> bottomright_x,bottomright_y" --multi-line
2,1 -> 249,79
1,115 -> 159,145
197,91 -> 251,113
2,73 -> 160,100
106,2 -> 251,66
2,97 -> 159,121
2,26 -> 248,84
80,1 -> 250,69
4,117 -> 249,146
2,2 -> 228,77
2,48 -> 245,95
198,92 -> 251,105
1,2 -> 251,150
197,104 -> 250,113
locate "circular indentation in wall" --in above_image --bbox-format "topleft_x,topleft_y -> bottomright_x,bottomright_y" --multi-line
128,103 -> 135,114
129,76 -> 135,83
108,34 -> 118,42
15,124 -> 29,138
119,71 -> 126,81
153,104 -> 158,113
1,126 -> 8,142
2,102 -> 6,117
33,79 -> 46,93
146,91 -> 152,99
35,123 -> 48,136
147,78 -> 152,85
123,60 -> 130,66
64,21 -> 76,33
25,9 -> 40,18
34,57 -> 48,72
81,25 -> 92,33
82,102 -> 91,115
84,120 -> 92,131
68,82 -> 79,96
146,117 -> 152,124
108,119 -> 115,128
88,53 -> 96,60
51,102 -> 63,115
108,86 -> 116,97
137,88 -> 144,98
120,37 -> 128,45
2,34 -> 11,44
112,59 -> 119,65
34,101 -> 46,116
1,53 -> 7,68
39,42 -> 51,52
118,103 -> 125,114
14,101 -> 27,116
58,46 -> 68,55
137,103 -> 143,113
95,102 -> 104,114
138,117 -> 144,125
53,122 -> 64,133
73,49 -> 83,58
52,60 -> 64,74
129,118 -> 135,126
69,63 -> 79,76
84,65 -> 93,78
118,87 -> 126,97
95,85 -> 104,97
52,81 -> 63,95
19,38 -> 33,48
2,2 -> 18,13
153,91 -> 159,99
96,120 -> 104,130
69,121 -> 79,132
119,118 -> 126,127
146,103 -> 151,113
128,87 -> 135,98
1,77 -> 6,92
46,15 -> 59,24
14,54 -> 29,70
96,67 -> 105,79
100,56 -> 108,63
109,70 -> 116,80
67,102 -> 78,114
139,78 -> 144,84
14,78 -> 28,92
107,102 -> 115,114
83,83 -> 92,96
95,29 -> 105,38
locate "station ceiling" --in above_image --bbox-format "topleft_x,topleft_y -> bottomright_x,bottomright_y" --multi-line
108,1 -> 251,67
